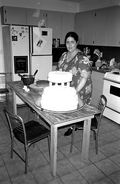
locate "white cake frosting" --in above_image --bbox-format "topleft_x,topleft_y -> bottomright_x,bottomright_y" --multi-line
48,71 -> 72,83
41,86 -> 78,111
40,71 -> 79,111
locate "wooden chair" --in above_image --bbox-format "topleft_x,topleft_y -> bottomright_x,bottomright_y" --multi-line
0,73 -> 9,103
70,95 -> 107,154
3,108 -> 50,174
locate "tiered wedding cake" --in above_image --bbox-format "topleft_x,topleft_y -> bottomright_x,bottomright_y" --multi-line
40,71 -> 79,111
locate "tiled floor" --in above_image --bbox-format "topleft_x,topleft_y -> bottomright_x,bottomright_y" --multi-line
1,102 -> 120,184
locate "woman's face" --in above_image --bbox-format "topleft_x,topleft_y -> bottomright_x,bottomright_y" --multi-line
66,36 -> 78,53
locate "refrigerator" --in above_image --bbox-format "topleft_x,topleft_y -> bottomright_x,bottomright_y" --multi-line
2,25 -> 52,105
30,27 -> 52,80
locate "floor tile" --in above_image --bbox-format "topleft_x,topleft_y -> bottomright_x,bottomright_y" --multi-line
108,171 -> 120,184
79,164 -> 105,184
32,165 -> 55,184
68,153 -> 92,169
57,158 -> 76,177
95,158 -> 120,176
89,149 -> 107,163
102,122 -> 119,132
109,153 -> 120,167
59,144 -> 80,158
110,140 -> 120,151
93,177 -> 114,184
61,170 -> 89,184
111,129 -> 120,138
46,178 -> 64,184
0,166 -> 11,183
57,135 -> 70,148
28,150 -> 49,170
99,143 -> 119,157
11,172 -> 38,184
100,132 -> 119,143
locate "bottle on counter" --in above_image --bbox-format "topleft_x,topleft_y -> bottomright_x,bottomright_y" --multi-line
95,60 -> 102,70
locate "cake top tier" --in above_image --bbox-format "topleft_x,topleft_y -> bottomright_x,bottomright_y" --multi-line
48,71 -> 72,83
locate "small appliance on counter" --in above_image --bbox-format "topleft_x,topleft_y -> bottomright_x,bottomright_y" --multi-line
53,38 -> 60,48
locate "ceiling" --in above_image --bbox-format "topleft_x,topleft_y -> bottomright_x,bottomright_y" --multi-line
60,0 -> 90,2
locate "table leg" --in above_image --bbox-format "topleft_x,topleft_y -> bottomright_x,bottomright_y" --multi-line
50,125 -> 58,177
82,118 -> 91,162
13,91 -> 17,114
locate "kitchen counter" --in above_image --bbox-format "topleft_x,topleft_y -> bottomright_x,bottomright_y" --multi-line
91,69 -> 105,106
52,64 -> 110,73
92,67 -> 110,74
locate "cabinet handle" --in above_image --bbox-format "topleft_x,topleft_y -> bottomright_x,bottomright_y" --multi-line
93,41 -> 94,44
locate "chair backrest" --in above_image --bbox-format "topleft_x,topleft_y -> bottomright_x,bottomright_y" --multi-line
96,94 -> 107,131
3,108 -> 27,145
97,94 -> 107,114
0,73 -> 8,88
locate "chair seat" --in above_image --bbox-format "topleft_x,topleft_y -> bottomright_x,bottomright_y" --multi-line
13,120 -> 50,144
75,116 -> 98,130
0,88 -> 9,93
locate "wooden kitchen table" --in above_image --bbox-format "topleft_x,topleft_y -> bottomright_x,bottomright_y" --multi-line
8,81 -> 99,177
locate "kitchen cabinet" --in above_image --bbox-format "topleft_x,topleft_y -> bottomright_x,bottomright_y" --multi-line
75,8 -> 108,45
47,11 -> 62,42
47,11 -> 75,44
106,6 -> 120,46
91,71 -> 104,106
1,6 -> 75,44
94,8 -> 108,46
61,13 -> 75,44
75,12 -> 85,44
2,6 -> 27,25
84,10 -> 96,45
26,9 -> 48,27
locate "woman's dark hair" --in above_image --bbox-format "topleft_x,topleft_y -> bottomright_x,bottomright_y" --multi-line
64,32 -> 79,44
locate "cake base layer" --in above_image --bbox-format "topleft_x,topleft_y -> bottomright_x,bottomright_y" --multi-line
41,86 -> 79,112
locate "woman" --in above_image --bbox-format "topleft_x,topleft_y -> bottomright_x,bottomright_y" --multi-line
56,31 -> 93,136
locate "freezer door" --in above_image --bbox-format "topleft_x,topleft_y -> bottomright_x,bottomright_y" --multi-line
31,56 -> 52,80
32,27 -> 52,55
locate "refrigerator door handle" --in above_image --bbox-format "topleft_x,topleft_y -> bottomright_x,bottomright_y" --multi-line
29,27 -> 34,55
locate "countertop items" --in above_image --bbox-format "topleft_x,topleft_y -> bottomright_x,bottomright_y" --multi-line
92,67 -> 110,73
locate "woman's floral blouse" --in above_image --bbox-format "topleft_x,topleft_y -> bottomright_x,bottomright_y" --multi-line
56,50 -> 93,105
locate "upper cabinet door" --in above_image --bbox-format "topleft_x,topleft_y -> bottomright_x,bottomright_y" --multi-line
47,11 -> 61,41
61,13 -> 75,44
26,9 -> 48,27
75,12 -> 85,44
94,8 -> 108,46
106,6 -> 120,46
2,6 -> 27,25
84,11 -> 96,45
